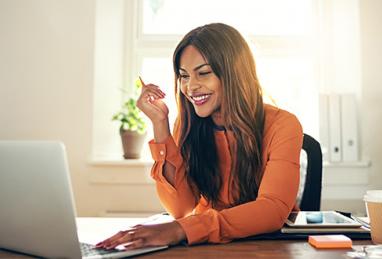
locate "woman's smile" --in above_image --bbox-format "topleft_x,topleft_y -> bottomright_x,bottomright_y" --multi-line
189,93 -> 213,106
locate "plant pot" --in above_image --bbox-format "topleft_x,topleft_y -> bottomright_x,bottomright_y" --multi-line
120,129 -> 147,159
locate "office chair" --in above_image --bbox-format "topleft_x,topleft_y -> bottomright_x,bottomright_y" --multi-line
297,133 -> 323,211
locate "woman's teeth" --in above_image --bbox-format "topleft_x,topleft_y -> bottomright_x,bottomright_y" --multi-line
190,94 -> 212,106
192,94 -> 210,101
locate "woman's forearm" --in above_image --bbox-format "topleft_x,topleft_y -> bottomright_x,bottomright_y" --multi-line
152,120 -> 176,186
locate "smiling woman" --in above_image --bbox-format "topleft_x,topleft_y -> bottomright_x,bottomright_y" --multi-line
96,23 -> 303,250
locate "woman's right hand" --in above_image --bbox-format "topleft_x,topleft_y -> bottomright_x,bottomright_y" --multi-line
136,78 -> 169,124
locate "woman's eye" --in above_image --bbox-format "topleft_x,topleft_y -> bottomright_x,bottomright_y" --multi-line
180,74 -> 189,79
199,71 -> 211,76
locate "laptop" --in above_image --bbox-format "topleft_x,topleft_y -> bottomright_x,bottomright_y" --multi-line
0,141 -> 168,258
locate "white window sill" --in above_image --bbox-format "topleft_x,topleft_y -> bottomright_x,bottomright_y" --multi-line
88,157 -> 154,167
87,156 -> 155,184
88,158 -> 371,168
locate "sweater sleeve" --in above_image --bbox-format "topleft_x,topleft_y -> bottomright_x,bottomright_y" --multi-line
176,114 -> 303,244
149,135 -> 197,218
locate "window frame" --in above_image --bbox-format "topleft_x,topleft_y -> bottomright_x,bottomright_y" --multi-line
90,0 -> 362,164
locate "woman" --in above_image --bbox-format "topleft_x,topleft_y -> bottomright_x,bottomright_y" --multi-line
97,23 -> 302,250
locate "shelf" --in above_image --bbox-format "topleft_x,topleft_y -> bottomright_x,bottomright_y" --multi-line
323,160 -> 371,168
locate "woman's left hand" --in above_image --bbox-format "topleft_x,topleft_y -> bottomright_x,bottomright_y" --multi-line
95,221 -> 186,250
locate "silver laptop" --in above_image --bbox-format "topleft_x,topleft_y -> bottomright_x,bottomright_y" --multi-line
0,141 -> 168,258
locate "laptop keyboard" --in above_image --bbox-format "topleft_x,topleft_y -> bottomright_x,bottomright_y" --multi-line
80,242 -> 121,257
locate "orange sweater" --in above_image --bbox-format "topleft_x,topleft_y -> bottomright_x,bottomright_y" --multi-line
149,104 -> 303,244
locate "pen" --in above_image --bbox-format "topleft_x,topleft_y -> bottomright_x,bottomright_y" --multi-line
139,76 -> 145,87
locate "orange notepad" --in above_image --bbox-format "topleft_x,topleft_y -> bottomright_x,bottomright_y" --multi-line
308,235 -> 352,248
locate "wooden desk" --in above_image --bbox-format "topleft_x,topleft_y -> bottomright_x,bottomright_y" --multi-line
141,240 -> 372,259
0,240 -> 372,259
0,217 -> 373,258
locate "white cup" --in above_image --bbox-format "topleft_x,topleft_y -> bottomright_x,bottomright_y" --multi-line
364,190 -> 382,244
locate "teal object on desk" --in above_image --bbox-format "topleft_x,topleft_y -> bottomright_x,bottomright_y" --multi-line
306,212 -> 323,223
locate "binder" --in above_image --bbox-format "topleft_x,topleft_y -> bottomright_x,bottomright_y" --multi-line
328,94 -> 342,162
340,94 -> 359,162
319,94 -> 330,161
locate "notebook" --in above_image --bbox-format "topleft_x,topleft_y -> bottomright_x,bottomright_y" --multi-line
0,141 -> 168,258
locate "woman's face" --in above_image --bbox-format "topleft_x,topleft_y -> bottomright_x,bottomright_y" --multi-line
179,45 -> 223,124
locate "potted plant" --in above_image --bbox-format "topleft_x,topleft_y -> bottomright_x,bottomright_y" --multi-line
112,79 -> 147,159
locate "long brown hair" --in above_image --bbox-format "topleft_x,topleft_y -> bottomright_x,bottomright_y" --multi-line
173,23 -> 265,207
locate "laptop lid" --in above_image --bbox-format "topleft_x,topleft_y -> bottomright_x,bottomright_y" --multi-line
0,141 -> 168,259
0,141 -> 82,258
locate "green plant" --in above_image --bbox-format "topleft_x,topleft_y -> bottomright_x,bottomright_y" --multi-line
112,80 -> 147,134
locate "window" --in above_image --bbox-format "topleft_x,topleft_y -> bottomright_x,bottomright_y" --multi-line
128,0 -> 318,157
92,0 -> 363,164
141,0 -> 312,36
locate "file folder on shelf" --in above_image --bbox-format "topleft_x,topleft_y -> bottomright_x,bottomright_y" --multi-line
328,94 -> 342,162
340,94 -> 359,162
319,94 -> 330,161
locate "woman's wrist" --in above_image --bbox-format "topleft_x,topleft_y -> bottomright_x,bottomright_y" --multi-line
172,221 -> 187,244
153,119 -> 170,143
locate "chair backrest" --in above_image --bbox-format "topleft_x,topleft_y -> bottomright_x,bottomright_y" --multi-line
297,133 -> 323,211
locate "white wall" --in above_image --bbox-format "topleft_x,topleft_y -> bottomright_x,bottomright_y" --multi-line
0,0 -> 163,216
0,0 -> 381,216
359,0 -> 382,188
